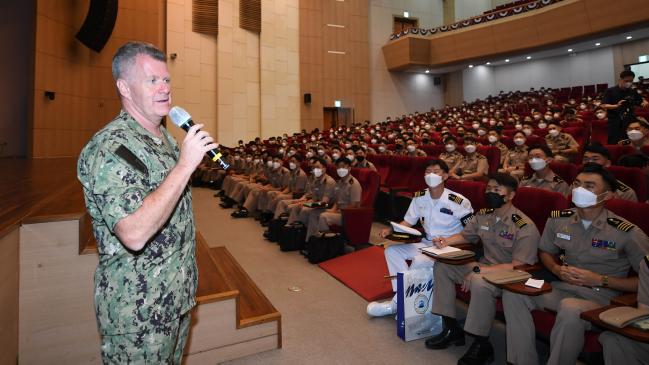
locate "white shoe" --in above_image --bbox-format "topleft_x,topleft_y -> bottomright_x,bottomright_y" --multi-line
367,301 -> 397,317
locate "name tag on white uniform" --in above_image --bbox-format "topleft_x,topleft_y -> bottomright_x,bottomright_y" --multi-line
557,233 -> 571,240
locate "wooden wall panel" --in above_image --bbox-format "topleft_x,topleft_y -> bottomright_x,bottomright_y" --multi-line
299,0 -> 370,131
383,0 -> 649,70
32,0 -> 165,158
193,0 -> 219,35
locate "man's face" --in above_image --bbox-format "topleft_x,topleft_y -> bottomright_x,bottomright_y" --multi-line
627,122 -> 647,134
486,180 -> 513,200
119,55 -> 171,123
582,152 -> 610,167
425,165 -> 448,180
572,173 -> 610,200
621,76 -> 634,87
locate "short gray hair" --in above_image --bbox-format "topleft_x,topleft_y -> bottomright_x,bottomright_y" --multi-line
111,41 -> 166,80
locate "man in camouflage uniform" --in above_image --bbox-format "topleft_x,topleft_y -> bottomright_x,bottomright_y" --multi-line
503,164 -> 649,365
77,42 -> 218,364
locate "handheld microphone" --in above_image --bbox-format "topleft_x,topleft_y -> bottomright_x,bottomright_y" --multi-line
168,106 -> 230,170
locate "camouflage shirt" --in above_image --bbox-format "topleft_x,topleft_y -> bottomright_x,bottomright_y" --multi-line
77,110 -> 197,335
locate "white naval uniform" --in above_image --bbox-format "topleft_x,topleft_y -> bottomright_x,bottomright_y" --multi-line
385,187 -> 474,291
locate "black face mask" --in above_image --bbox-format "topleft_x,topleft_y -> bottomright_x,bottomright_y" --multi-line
485,192 -> 507,209
356,156 -> 365,162
395,143 -> 403,150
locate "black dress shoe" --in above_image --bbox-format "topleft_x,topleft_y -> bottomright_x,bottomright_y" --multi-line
219,201 -> 234,209
231,209 -> 248,218
425,326 -> 465,349
457,340 -> 494,365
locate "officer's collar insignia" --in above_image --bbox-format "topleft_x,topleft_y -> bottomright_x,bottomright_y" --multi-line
550,209 -> 574,218
617,181 -> 630,192
414,190 -> 427,197
552,175 -> 564,183
511,214 -> 528,228
607,217 -> 635,232
478,208 -> 495,215
448,193 -> 464,205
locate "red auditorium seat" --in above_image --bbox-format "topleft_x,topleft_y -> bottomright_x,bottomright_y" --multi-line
589,120 -> 608,145
596,83 -> 608,93
366,154 -> 391,185
583,85 -> 596,97
562,126 -> 589,154
444,179 -> 486,211
512,187 -> 569,232
476,146 -> 501,174
641,145 -> 649,156
419,144 -> 445,157
607,165 -> 647,202
605,199 -> 649,234
524,135 -> 546,147
603,145 -> 635,164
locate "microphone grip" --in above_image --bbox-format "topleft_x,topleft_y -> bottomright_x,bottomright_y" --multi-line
179,119 -> 230,170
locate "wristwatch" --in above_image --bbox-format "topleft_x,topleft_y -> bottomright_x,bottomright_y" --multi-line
601,275 -> 609,288
473,265 -> 481,274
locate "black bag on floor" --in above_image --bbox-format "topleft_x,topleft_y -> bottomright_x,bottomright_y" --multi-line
307,232 -> 346,264
279,223 -> 306,251
267,216 -> 288,242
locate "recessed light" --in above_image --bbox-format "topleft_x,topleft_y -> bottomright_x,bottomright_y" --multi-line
595,42 -> 601,46
568,48 -> 573,52
626,36 -> 633,40
425,70 -> 430,73
505,59 -> 510,62
526,56 -> 532,60
468,64 -> 474,68
486,62 -> 491,65
403,11 -> 409,18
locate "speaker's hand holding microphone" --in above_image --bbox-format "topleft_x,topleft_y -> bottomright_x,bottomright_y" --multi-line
169,106 -> 230,171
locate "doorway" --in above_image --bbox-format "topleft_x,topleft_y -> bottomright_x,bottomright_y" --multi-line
323,107 -> 353,130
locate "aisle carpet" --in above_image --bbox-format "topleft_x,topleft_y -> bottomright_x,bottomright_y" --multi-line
318,246 -> 394,301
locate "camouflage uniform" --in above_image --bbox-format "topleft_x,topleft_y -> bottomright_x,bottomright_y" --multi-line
77,111 -> 197,364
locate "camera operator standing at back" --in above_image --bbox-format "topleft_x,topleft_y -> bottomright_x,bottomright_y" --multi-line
601,70 -> 649,144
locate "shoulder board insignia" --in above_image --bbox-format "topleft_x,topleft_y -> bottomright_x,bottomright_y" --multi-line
617,181 -> 630,192
607,217 -> 635,232
349,178 -> 354,185
522,175 -> 532,181
448,193 -> 464,205
619,139 -> 632,145
478,208 -> 495,215
511,213 -> 528,228
550,209 -> 575,218
115,145 -> 148,174
413,190 -> 427,197
553,175 -> 564,183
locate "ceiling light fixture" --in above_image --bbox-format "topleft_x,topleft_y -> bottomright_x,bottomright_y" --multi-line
468,64 -> 474,68
626,36 -> 633,40
568,48 -> 573,52
526,56 -> 532,60
595,42 -> 601,46
425,70 -> 430,73
505,59 -> 510,62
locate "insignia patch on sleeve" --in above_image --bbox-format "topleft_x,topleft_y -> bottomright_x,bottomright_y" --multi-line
550,209 -> 574,218
460,213 -> 474,226
448,193 -> 464,205
413,190 -> 427,197
478,208 -> 495,215
115,145 -> 148,175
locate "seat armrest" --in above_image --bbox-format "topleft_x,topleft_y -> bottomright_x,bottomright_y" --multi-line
514,263 -> 544,273
610,293 -> 638,307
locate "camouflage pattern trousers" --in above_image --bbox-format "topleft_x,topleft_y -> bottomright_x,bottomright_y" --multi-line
100,312 -> 191,364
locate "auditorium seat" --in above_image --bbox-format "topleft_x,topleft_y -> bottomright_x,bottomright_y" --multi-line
603,144 -> 635,164
607,165 -> 647,202
331,169 -> 380,247
512,187 -> 569,232
590,120 -> 608,145
605,199 -> 649,234
476,146 -> 501,174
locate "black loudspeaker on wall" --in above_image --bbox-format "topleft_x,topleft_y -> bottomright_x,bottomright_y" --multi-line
76,0 -> 119,52
434,77 -> 442,86
304,93 -> 312,104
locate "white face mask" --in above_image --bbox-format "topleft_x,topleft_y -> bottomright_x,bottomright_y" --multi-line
445,144 -> 456,152
337,168 -> 349,178
424,172 -> 443,188
538,123 -> 547,129
289,162 -> 297,170
407,145 -> 416,152
523,128 -> 533,136
487,135 -> 498,144
378,146 -> 386,153
514,138 -> 525,146
278,149 -> 285,154
272,161 -> 281,169
464,145 -> 476,154
533,115 -> 541,121
472,123 -> 480,130
312,168 -> 323,177
234,156 -> 240,160
371,139 -> 377,144
628,130 -> 644,141
332,153 -> 340,160
544,115 -> 553,121
572,187 -> 604,208
267,160 -> 274,168
528,158 -> 547,171
515,124 -> 523,130
549,129 -> 560,137
306,152 -> 314,158
596,113 -> 606,120
282,142 -> 287,147
317,149 -> 325,155
347,154 -> 355,162
344,143 -> 352,149
477,130 -> 487,136
253,159 -> 260,164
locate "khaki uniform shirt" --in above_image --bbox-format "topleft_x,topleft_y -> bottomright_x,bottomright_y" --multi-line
504,146 -> 529,171
77,110 -> 197,335
541,208 -> 649,286
545,132 -> 579,158
616,181 -> 638,202
305,174 -> 336,201
355,159 -> 376,171
440,151 -> 463,171
268,167 -> 290,189
330,174 -> 362,209
520,171 -> 571,196
462,205 -> 540,265
454,153 -> 489,176
402,149 -> 427,157
288,168 -> 308,193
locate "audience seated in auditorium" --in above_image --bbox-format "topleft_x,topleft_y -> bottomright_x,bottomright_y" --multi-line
582,142 -> 638,202
500,131 -> 529,180
618,118 -> 649,150
449,137 -> 488,181
545,122 -> 580,163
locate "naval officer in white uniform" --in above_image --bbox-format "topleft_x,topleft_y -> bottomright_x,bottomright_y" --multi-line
367,159 -> 474,317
